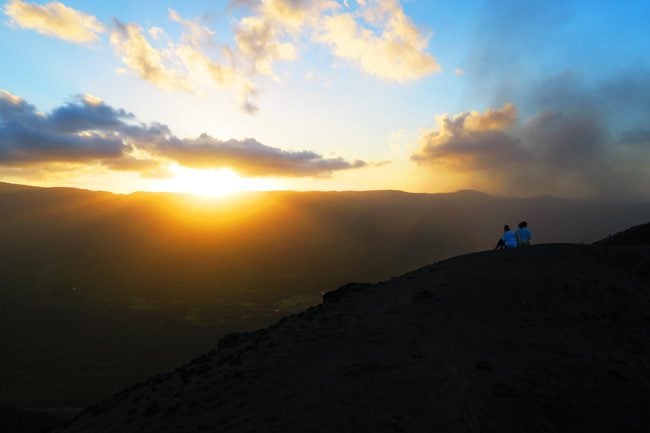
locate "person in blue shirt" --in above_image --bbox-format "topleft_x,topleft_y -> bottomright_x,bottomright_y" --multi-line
495,225 -> 518,249
516,221 -> 532,246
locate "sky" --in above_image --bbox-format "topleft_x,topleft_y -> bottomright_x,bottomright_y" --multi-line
0,0 -> 649,198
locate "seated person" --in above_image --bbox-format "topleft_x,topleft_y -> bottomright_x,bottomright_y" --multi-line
516,221 -> 532,246
495,225 -> 517,249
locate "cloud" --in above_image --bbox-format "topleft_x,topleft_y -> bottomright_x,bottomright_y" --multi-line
110,9 -> 265,112
3,0 -> 104,43
0,90 -> 368,178
249,0 -> 327,29
168,10 -> 265,112
110,19 -> 192,92
234,15 -> 296,76
619,129 -> 650,146
157,134 -> 366,177
4,1 -> 441,111
0,91 -> 128,165
412,103 -> 525,170
229,0 -> 440,96
148,26 -> 165,40
4,1 -> 440,112
168,8 -> 217,48
450,0 -> 650,198
317,0 -> 441,82
412,93 -> 650,198
463,103 -> 517,132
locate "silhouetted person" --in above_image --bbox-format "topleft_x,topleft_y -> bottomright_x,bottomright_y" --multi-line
495,225 -> 517,250
516,221 -> 532,246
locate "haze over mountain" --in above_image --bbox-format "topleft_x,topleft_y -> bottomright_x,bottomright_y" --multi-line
56,224 -> 650,433
1,182 -> 649,417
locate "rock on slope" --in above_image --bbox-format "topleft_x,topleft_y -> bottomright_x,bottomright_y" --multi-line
59,241 -> 650,433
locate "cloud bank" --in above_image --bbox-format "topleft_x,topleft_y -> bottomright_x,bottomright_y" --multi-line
0,90 -> 367,178
412,76 -> 650,198
3,0 -> 104,43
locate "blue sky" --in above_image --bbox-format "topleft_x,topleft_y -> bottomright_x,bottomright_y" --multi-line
0,0 -> 649,197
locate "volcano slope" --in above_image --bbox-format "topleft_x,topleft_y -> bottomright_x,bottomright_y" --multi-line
59,240 -> 650,433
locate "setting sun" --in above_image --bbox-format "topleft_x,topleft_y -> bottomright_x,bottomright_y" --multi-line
158,165 -> 283,197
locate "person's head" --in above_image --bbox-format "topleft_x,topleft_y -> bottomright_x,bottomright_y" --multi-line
518,221 -> 525,229
522,221 -> 528,227
504,225 -> 510,231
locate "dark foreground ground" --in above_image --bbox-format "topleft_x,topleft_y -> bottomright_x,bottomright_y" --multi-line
55,225 -> 650,433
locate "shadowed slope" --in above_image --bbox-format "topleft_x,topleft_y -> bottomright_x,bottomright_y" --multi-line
596,221 -> 650,246
59,242 -> 650,433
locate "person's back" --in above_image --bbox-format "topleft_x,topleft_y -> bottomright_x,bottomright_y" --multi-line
503,229 -> 518,248
516,221 -> 532,245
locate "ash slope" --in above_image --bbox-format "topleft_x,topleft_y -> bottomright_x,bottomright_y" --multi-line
60,243 -> 650,433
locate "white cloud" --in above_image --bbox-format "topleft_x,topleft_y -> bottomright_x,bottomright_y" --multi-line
110,20 -> 192,92
234,15 -> 297,76
3,0 -> 104,43
168,8 -> 215,47
148,26 -> 165,40
257,0 -> 338,29
4,0 -> 442,112
317,0 -> 441,82
235,0 -> 440,83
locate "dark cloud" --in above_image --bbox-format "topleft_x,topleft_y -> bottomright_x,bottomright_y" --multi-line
158,134 -> 366,177
522,111 -> 607,168
520,71 -> 650,197
0,93 -> 128,165
412,104 -> 526,170
443,0 -> 650,199
413,129 -> 525,170
412,87 -> 650,198
0,91 -> 368,178
619,128 -> 650,146
48,96 -> 135,133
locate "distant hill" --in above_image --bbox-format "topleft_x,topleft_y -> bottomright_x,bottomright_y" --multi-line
0,182 -> 649,412
57,236 -> 650,432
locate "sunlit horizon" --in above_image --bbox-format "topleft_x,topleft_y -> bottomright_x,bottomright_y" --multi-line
152,166 -> 285,197
1,0 -> 649,199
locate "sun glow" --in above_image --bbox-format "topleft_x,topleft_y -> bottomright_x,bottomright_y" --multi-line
157,165 -> 283,197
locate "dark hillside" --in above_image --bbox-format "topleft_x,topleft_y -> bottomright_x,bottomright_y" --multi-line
596,222 -> 650,246
59,242 -> 650,433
